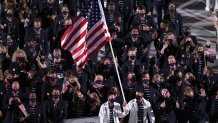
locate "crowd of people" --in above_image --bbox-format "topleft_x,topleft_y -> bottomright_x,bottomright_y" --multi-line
0,0 -> 217,123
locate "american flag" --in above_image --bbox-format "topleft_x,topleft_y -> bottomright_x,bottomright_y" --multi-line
61,0 -> 111,67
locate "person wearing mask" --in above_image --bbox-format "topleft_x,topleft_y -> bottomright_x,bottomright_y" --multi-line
40,0 -> 61,28
18,1 -> 37,48
99,91 -> 125,123
96,58 -> 116,87
5,33 -> 19,57
63,0 -> 77,17
154,20 -> 176,58
180,27 -> 197,45
155,88 -> 176,123
93,74 -> 108,102
169,70 -> 188,123
53,5 -> 74,50
162,55 -> 181,79
42,70 -> 63,101
24,18 -> 48,55
193,43 -> 215,81
159,32 -> 181,74
1,70 -> 13,96
36,49 -> 71,76
86,92 -> 101,117
23,38 -> 42,70
10,49 -> 30,87
105,2 -> 121,29
149,56 -> 160,79
24,70 -> 43,103
105,28 -> 125,64
71,90 -> 87,118
1,8 -> 20,45
123,72 -> 137,102
0,45 -> 10,73
132,6 -> 157,67
137,72 -> 157,109
182,87 -> 208,123
121,48 -> 142,82
163,3 -> 183,39
184,72 -> 198,95
179,36 -> 196,73
24,91 -> 42,123
154,0 -> 173,27
123,90 -> 155,123
43,87 -> 67,123
54,18 -> 72,49
124,27 -> 147,63
72,65 -> 89,95
3,81 -> 25,123
201,67 -> 217,94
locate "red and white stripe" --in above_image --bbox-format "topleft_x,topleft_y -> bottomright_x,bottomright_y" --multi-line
61,1 -> 111,67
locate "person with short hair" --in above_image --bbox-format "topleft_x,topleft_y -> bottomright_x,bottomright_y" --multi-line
123,90 -> 155,123
99,91 -> 126,123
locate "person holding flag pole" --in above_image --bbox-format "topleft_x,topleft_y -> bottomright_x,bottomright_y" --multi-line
60,0 -> 127,122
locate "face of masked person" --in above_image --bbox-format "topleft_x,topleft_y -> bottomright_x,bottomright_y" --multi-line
129,55 -> 136,61
184,31 -> 191,36
197,47 -> 204,55
168,39 -> 174,47
135,95 -> 142,101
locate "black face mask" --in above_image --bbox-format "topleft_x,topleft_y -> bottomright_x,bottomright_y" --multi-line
129,55 -> 136,61
52,94 -> 60,100
131,34 -> 138,39
104,64 -> 112,69
169,63 -> 176,67
17,57 -> 25,62
198,51 -> 204,55
184,31 -> 191,36
177,76 -> 182,81
95,80 -> 103,84
47,77 -> 56,83
185,41 -> 191,46
136,95 -> 142,101
7,13 -> 13,18
62,11 -> 68,15
169,9 -> 175,14
7,78 -> 13,84
168,39 -> 173,46
138,13 -> 145,17
109,98 -> 115,104
142,79 -> 149,84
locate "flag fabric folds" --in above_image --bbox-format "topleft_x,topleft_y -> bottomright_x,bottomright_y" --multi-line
61,0 -> 111,67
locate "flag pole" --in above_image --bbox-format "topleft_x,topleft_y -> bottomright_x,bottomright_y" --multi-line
109,42 -> 126,102
98,0 -> 126,102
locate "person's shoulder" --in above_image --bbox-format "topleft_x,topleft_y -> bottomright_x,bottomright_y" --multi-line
114,102 -> 121,106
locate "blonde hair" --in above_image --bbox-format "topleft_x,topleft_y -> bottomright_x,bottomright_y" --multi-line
94,74 -> 104,81
152,74 -> 162,83
11,49 -> 28,62
168,55 -> 175,60
184,72 -> 196,81
163,32 -> 178,46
